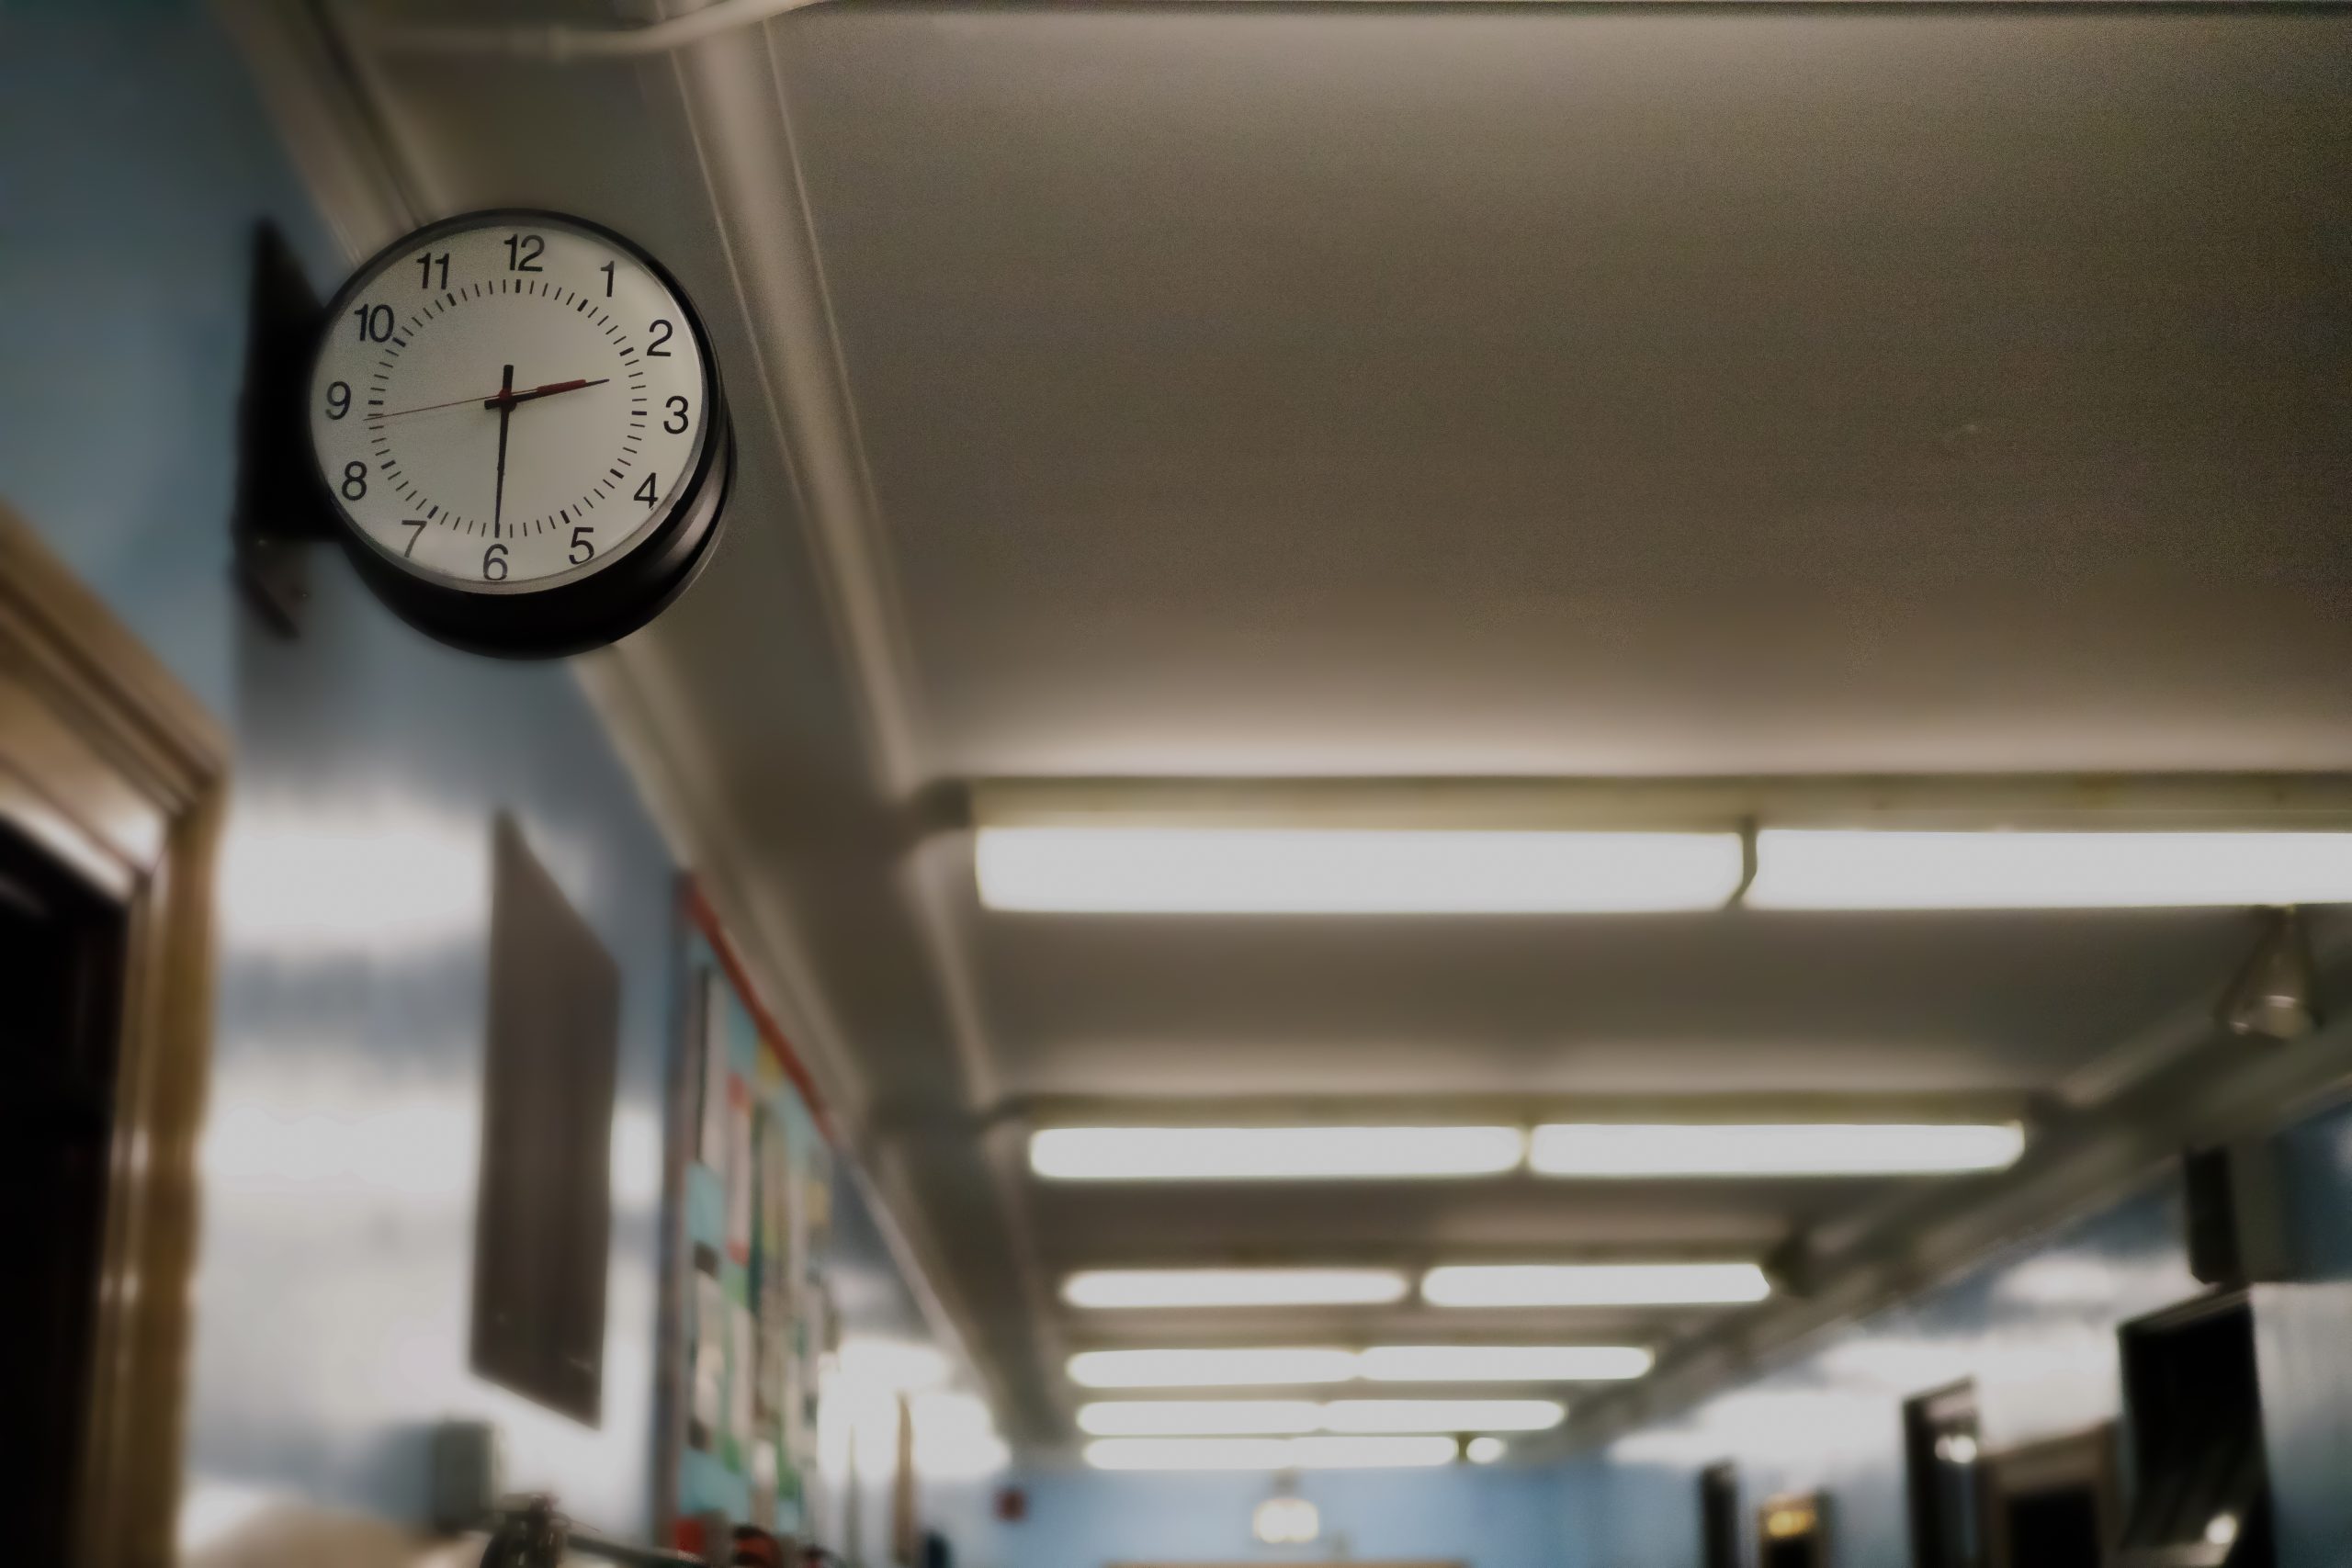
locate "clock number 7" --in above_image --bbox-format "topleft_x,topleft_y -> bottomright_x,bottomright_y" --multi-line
401,520 -> 426,557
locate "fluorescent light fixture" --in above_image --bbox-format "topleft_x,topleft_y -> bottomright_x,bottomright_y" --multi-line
976,827 -> 1746,914
1032,1125 -> 1526,1181
1084,1438 -> 1297,1472
1529,1122 -> 2026,1179
1068,1348 -> 1363,1388
1323,1399 -> 1565,1433
1465,1437 -> 1508,1465
1294,1436 -> 1461,1469
1084,1436 -> 1457,1471
1422,1263 -> 1771,1308
1748,829 -> 2352,910
1358,1345 -> 1653,1382
1079,1401 -> 1325,1437
1064,1269 -> 1411,1311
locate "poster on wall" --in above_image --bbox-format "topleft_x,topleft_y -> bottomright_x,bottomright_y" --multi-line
696,967 -> 729,1165
726,1080 -> 754,1263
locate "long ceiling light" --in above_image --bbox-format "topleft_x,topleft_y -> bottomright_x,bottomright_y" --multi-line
1747,829 -> 2352,910
1529,1122 -> 2026,1178
1083,1437 -> 1461,1471
1031,1125 -> 1527,1181
1322,1399 -> 1566,1433
1421,1263 -> 1771,1308
1068,1348 -> 1364,1388
1357,1345 -> 1654,1382
1077,1398 -> 1567,1437
1079,1401 -> 1325,1437
1063,1269 -> 1412,1310
976,827 -> 1747,914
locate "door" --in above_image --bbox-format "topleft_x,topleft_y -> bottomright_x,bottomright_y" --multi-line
0,503 -> 226,1565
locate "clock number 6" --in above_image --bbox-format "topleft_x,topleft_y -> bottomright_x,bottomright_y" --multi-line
664,396 -> 690,434
483,543 -> 510,581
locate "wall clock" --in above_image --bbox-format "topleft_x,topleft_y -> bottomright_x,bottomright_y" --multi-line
307,209 -> 731,657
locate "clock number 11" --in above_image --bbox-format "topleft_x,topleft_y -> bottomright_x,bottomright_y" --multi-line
416,251 -> 448,290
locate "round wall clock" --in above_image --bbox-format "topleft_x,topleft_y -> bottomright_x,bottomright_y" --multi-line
307,209 -> 731,657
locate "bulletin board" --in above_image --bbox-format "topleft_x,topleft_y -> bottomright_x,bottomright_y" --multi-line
660,883 -> 840,1540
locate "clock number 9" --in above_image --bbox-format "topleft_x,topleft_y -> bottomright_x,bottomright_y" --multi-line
325,381 -> 351,420
664,396 -> 690,434
341,461 -> 368,501
483,544 -> 510,581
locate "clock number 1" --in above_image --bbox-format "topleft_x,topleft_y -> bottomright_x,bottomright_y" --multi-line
600,260 -> 615,298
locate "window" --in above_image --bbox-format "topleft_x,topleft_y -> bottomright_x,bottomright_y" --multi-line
469,814 -> 622,1423
1758,1493 -> 1828,1568
2117,1293 -> 2274,1568
1907,1382 -> 1984,1568
1700,1463 -> 1738,1568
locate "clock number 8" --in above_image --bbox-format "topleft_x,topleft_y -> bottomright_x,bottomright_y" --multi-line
341,461 -> 368,501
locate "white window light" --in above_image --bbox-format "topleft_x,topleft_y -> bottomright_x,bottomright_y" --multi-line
1063,1269 -> 1410,1310
1078,1401 -> 1326,1437
976,827 -> 1747,914
1084,1436 -> 1459,1471
1529,1122 -> 2026,1179
1465,1437 -> 1509,1465
1322,1399 -> 1565,1433
1747,829 -> 2352,910
1253,1496 -> 1321,1545
1358,1345 -> 1654,1382
1421,1263 -> 1772,1308
1032,1125 -> 1527,1182
836,1338 -> 954,1393
1068,1348 -> 1364,1388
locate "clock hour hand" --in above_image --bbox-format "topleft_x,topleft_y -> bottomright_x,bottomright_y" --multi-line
484,376 -> 609,412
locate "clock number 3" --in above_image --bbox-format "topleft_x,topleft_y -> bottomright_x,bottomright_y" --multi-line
664,396 -> 691,434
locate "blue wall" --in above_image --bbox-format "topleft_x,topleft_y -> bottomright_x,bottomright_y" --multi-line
994,1463 -> 1566,1568
4,3 -> 683,1548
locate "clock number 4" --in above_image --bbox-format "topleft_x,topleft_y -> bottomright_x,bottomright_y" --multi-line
635,472 -> 659,509
503,233 -> 544,273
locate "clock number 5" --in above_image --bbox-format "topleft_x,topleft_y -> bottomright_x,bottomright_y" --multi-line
664,395 -> 691,434
570,525 -> 595,566
483,543 -> 510,581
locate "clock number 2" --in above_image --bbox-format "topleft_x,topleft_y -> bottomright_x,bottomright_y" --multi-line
483,543 -> 510,581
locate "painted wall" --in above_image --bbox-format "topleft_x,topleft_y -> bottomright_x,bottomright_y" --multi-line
1552,1097 -> 2352,1568
990,1463 -> 1566,1568
3,3 -> 681,1548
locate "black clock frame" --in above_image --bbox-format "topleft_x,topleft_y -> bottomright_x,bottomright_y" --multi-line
305,209 -> 732,659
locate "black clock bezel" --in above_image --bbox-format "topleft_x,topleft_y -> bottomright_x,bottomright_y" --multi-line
306,208 -> 731,659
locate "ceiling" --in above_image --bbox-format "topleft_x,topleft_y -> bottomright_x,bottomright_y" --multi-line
290,0 -> 2352,1452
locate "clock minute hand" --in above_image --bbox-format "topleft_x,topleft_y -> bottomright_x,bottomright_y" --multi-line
492,363 -> 514,535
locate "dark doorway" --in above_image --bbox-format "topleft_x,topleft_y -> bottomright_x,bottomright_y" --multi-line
1700,1463 -> 1739,1568
1907,1382 -> 1985,1568
2007,1488 -> 2103,1568
0,818 -> 130,1563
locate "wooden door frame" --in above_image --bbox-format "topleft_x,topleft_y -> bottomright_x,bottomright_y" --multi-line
1,502 -> 228,1567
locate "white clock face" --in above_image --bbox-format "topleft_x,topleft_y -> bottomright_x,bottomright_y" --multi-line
310,216 -> 714,592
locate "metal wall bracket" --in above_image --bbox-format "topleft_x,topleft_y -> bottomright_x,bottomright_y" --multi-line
232,221 -> 337,637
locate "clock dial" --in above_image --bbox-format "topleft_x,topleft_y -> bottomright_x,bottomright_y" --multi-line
309,214 -> 716,596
